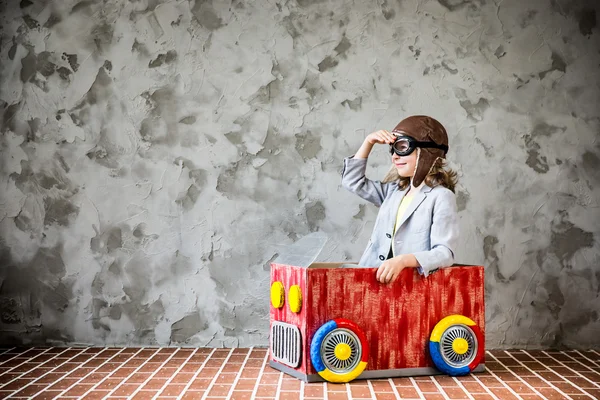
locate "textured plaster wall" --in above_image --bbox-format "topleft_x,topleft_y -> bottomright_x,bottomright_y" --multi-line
0,0 -> 598,349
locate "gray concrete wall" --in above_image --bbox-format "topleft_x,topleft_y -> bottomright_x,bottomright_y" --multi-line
0,0 -> 598,349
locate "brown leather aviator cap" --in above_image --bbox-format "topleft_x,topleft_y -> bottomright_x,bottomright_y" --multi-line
392,115 -> 449,188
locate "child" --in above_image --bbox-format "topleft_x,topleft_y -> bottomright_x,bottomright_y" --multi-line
341,115 -> 459,284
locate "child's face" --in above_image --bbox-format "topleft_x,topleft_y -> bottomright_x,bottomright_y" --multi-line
392,148 -> 418,178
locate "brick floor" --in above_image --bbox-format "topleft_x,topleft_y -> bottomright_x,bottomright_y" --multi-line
0,347 -> 598,399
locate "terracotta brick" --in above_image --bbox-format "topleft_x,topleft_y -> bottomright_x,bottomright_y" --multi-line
52,363 -> 79,373
259,373 -> 280,384
477,376 -> 504,387
521,376 -> 551,388
153,367 -> 177,378
493,371 -> 520,381
433,376 -> 459,387
304,384 -> 324,397
391,377 -> 413,386
216,372 -> 239,384
327,393 -> 350,400
181,363 -> 202,373
36,372 -> 65,384
63,384 -> 96,396
374,393 -> 396,400
82,391 -> 112,400
123,359 -> 145,368
47,378 -> 78,390
228,355 -> 247,363
370,380 -> 393,391
537,371 -> 564,381
222,363 -> 242,372
535,357 -> 562,367
553,381 -> 585,394
67,367 -> 95,378
487,387 -> 519,399
131,391 -> 159,400
188,355 -> 208,362
180,391 -> 205,400
110,367 -> 135,378
279,391 -> 301,400
148,354 -> 169,363
460,381 -> 486,393
124,373 -> 151,384
165,359 -> 186,368
581,371 -> 600,381
507,366 -> 536,375
522,362 -> 547,371
230,391 -> 254,400
567,376 -> 598,388
111,384 -> 140,396
80,372 -> 109,384
235,379 -> 258,391
281,379 -> 301,391
249,349 -> 267,357
244,358 -> 264,367
32,390 -> 63,400
512,353 -> 535,362
471,395 -> 494,400
497,358 -> 521,367
207,383 -> 233,396
159,384 -> 187,396
584,389 -> 600,398
140,378 -> 168,390
326,382 -> 346,392
350,385 -> 371,398
550,366 -> 578,376
96,362 -> 122,373
12,384 -> 48,397
537,388 -> 571,399
0,372 -> 22,384
396,386 -> 419,399
170,372 -> 195,384
97,349 -> 121,358
158,348 -> 177,354
423,394 -> 445,400
416,380 -> 439,392
190,378 -> 213,390
240,368 -> 261,378
199,366 -> 220,377
82,359 -> 106,368
22,367 -> 53,379
256,384 -> 278,397
95,378 -> 123,390
506,381 -> 535,394
212,349 -> 232,358
441,387 -> 469,399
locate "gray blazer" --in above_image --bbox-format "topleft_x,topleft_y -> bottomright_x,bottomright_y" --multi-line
341,156 -> 459,277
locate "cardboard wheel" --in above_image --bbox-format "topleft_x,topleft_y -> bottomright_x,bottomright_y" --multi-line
429,315 -> 484,376
310,318 -> 369,383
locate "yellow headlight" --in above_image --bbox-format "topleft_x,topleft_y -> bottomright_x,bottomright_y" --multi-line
288,285 -> 302,313
271,281 -> 284,308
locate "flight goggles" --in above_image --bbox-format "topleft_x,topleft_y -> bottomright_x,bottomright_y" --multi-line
389,134 -> 449,156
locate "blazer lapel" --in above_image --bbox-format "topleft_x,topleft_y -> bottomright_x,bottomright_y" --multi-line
395,185 -> 431,231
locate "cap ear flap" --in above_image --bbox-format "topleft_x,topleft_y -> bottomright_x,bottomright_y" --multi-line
411,148 -> 439,187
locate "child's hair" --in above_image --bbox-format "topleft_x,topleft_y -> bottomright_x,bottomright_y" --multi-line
382,157 -> 458,192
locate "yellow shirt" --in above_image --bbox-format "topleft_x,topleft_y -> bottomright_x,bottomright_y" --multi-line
391,195 -> 414,256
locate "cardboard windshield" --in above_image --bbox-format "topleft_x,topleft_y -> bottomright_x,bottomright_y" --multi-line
273,232 -> 328,268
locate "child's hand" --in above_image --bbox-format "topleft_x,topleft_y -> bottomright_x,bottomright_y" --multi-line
366,130 -> 396,145
376,256 -> 407,284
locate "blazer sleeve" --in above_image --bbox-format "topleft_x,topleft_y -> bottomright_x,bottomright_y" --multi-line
413,189 -> 459,277
341,155 -> 394,207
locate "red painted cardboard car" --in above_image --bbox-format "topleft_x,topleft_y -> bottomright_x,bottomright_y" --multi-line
268,233 -> 485,383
